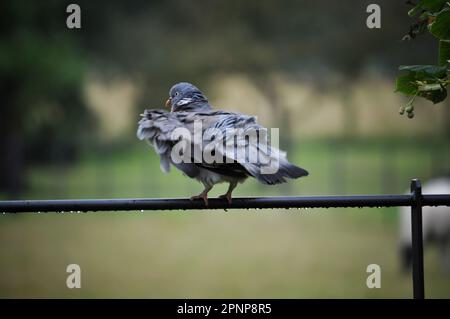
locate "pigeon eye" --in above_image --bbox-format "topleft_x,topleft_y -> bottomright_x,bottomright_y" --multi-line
175,92 -> 179,96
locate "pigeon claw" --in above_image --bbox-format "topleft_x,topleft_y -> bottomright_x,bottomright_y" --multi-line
190,193 -> 209,206
219,193 -> 232,205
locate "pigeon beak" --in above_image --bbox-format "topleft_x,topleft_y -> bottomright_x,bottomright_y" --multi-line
165,98 -> 172,108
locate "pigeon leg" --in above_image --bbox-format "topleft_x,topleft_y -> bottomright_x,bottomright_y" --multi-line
219,181 -> 237,204
190,185 -> 213,206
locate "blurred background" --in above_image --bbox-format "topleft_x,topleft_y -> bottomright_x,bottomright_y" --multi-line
1,0 -> 450,298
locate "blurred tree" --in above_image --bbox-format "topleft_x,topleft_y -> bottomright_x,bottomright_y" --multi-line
0,1 -> 93,197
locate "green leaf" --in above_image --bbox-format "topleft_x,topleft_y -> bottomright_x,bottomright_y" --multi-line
395,73 -> 418,95
396,64 -> 448,104
429,9 -> 450,40
398,64 -> 447,77
438,40 -> 450,65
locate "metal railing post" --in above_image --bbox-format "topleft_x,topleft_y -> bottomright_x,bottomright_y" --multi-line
410,179 -> 425,299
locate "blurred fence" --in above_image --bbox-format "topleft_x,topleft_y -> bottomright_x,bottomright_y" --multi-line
20,140 -> 450,200
327,140 -> 450,195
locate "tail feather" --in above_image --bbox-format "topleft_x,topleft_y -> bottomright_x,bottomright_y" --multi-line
284,162 -> 309,178
251,161 -> 309,185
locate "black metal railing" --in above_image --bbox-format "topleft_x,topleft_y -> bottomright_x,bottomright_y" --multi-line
1,179 -> 450,299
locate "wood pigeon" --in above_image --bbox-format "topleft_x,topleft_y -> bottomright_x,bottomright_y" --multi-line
137,82 -> 308,205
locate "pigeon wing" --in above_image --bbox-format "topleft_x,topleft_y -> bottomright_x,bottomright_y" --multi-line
193,111 -> 308,184
137,109 -> 200,178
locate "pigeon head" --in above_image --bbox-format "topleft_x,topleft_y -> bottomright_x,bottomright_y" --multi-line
165,82 -> 210,112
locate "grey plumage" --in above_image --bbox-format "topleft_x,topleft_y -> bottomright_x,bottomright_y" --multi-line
137,82 -> 308,204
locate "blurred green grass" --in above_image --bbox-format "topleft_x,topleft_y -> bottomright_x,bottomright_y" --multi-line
1,139 -> 450,298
